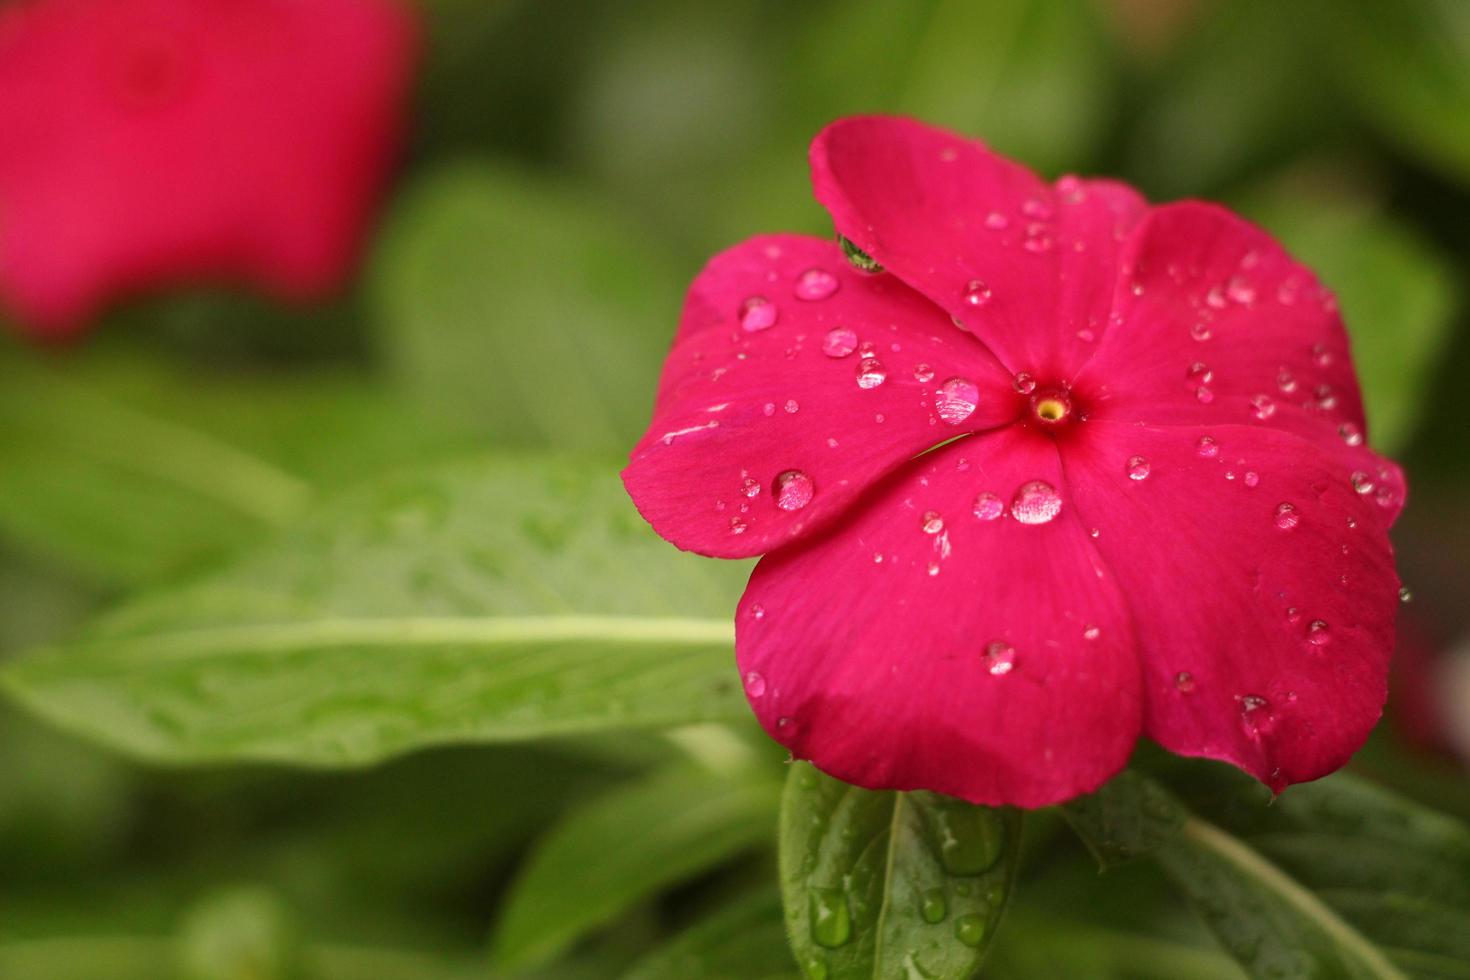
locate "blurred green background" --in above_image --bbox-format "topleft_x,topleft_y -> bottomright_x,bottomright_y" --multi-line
2,0 -> 1469,977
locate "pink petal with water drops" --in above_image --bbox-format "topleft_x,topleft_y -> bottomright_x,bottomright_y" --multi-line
623,234 -> 1019,559
1075,202 -> 1405,527
736,427 -> 1141,807
1061,421 -> 1400,792
809,115 -> 1147,377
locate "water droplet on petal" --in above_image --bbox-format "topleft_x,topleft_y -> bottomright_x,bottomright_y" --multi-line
1196,435 -> 1219,458
1243,471 -> 1259,487
1011,481 -> 1062,525
1306,620 -> 1331,646
1286,606 -> 1302,624
729,517 -> 748,535
822,327 -> 858,358
856,358 -> 887,389
1238,695 -> 1271,735
773,470 -> 815,511
984,211 -> 1008,230
795,267 -> 839,301
1195,385 -> 1215,404
1126,455 -> 1150,481
1277,368 -> 1298,394
1338,422 -> 1363,447
983,641 -> 1016,675
1311,342 -> 1332,368
745,671 -> 766,697
1083,625 -> 1101,641
1251,394 -> 1277,420
1274,502 -> 1300,530
935,377 -> 980,424
972,492 -> 1004,521
740,296 -> 777,332
1013,372 -> 1036,394
921,511 -> 945,534
912,363 -> 935,383
1399,586 -> 1413,604
1175,671 -> 1196,693
741,477 -> 761,498
784,399 -> 799,414
962,279 -> 992,308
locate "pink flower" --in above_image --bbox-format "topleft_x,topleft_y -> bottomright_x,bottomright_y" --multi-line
623,116 -> 1406,807
0,0 -> 418,338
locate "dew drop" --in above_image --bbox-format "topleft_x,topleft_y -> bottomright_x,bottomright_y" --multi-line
1175,671 -> 1196,693
1286,606 -> 1302,625
1011,481 -> 1062,525
1083,625 -> 1101,641
1243,471 -> 1259,488
795,267 -> 839,301
1195,385 -> 1215,404
740,296 -> 777,332
984,211 -> 1008,230
1238,695 -> 1271,734
1190,322 -> 1213,342
920,888 -> 947,924
962,279 -> 993,308
1274,502 -> 1300,530
1126,455 -> 1150,481
822,327 -> 858,358
1013,372 -> 1037,395
983,641 -> 1016,676
1251,394 -> 1277,420
773,470 -> 815,511
1306,620 -> 1331,646
856,358 -> 887,389
741,477 -> 761,498
933,804 -> 1006,874
912,363 -> 935,383
1186,361 -> 1213,385
1196,435 -> 1220,458
1399,586 -> 1413,604
1350,471 -> 1374,495
935,377 -> 980,424
1311,342 -> 1332,368
809,888 -> 852,949
1338,422 -> 1363,447
921,511 -> 945,535
745,671 -> 766,697
972,492 -> 1004,521
729,517 -> 748,535
1277,368 -> 1297,393
954,915 -> 986,948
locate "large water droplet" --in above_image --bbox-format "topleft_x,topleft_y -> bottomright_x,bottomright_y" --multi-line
1013,372 -> 1037,394
809,887 -> 852,949
983,641 -> 1016,676
795,267 -> 839,301
972,492 -> 1004,521
954,914 -> 987,948
931,803 -> 1006,875
745,671 -> 766,697
740,296 -> 777,332
935,377 -> 980,425
962,279 -> 993,307
1274,502 -> 1300,530
803,958 -> 829,980
920,888 -> 947,924
856,357 -> 887,389
1126,456 -> 1150,481
822,327 -> 858,358
774,470 -> 815,511
1010,481 -> 1062,525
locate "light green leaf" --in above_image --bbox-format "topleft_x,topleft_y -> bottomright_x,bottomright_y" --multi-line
0,341 -> 461,584
620,891 -> 797,980
1241,188 -> 1458,452
0,456 -> 750,766
779,762 -> 1021,980
371,162 -> 681,455
492,765 -> 781,970
1315,0 -> 1470,186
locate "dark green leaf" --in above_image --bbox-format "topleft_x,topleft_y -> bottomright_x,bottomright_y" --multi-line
0,456 -> 750,766
371,163 -> 681,455
779,762 -> 1021,980
1060,769 -> 1186,870
620,891 -> 797,980
492,765 -> 781,970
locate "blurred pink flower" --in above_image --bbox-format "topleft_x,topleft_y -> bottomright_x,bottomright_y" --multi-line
624,116 -> 1406,807
0,0 -> 417,337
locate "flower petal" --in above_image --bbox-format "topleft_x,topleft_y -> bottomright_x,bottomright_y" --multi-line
624,234 -> 1019,559
1076,202 -> 1404,526
736,427 -> 1141,807
810,115 -> 1147,377
1062,420 -> 1400,791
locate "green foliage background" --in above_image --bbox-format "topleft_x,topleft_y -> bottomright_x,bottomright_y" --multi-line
2,1 -> 1469,977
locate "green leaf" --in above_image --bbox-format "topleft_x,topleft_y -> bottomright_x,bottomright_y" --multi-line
778,762 -> 1021,980
1060,769 -> 1186,870
0,341 -> 462,584
1240,187 -> 1458,453
371,163 -> 682,455
492,765 -> 781,970
1066,770 -> 1470,979
1314,0 -> 1470,186
0,456 -> 751,766
620,891 -> 797,980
